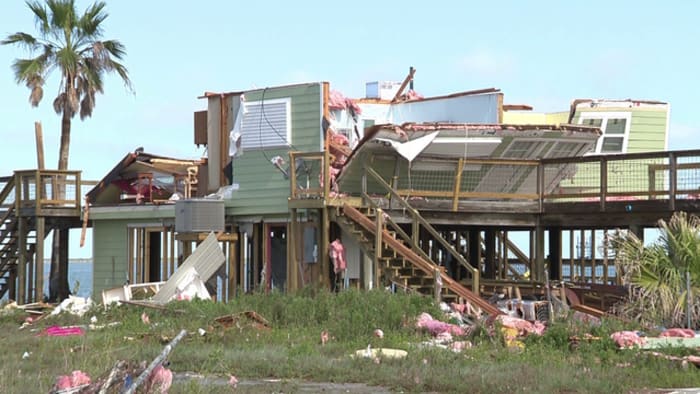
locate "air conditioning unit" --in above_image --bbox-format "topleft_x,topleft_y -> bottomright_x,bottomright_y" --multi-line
365,81 -> 402,100
175,199 -> 225,233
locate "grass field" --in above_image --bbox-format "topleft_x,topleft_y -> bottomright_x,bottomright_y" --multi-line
2,289 -> 699,393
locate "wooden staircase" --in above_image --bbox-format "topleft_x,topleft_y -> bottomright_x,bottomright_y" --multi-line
0,177 -> 40,300
334,204 -> 501,317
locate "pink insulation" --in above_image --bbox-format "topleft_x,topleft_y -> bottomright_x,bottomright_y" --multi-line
610,331 -> 646,348
54,370 -> 91,391
660,328 -> 696,338
416,312 -> 466,337
329,239 -> 347,273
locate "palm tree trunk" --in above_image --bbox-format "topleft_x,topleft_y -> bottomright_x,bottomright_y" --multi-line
48,109 -> 72,301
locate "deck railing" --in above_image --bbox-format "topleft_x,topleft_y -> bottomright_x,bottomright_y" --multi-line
290,149 -> 700,213
11,170 -> 83,216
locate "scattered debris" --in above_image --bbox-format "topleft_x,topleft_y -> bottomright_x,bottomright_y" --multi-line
102,281 -> 166,306
50,296 -> 93,317
353,345 -> 407,360
229,375 -> 239,389
321,330 -> 329,345
51,370 -> 91,393
374,328 -> 384,339
123,329 -> 186,394
214,311 -> 271,331
416,312 -> 466,337
41,326 -> 85,337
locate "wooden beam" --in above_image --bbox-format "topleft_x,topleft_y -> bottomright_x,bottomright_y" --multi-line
321,207 -> 330,289
35,217 -> 45,302
391,67 -> 416,103
35,122 -> 45,170
452,158 -> 464,212
18,217 -> 27,304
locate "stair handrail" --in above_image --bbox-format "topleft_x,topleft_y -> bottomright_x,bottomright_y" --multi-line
363,166 -> 480,292
0,176 -> 16,209
343,204 -> 499,315
360,191 -> 435,265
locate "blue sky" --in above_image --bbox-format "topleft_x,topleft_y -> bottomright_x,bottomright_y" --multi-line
1,1 -> 699,257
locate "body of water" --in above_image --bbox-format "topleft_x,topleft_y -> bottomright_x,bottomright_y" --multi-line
42,260 -> 93,299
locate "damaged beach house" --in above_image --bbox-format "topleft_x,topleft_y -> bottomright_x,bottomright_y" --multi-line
18,67 -> 682,319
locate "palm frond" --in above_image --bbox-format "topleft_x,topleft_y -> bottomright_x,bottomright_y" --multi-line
77,1 -> 107,37
25,1 -> 50,36
1,32 -> 40,50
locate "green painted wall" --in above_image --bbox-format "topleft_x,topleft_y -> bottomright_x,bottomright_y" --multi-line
226,83 -> 322,216
92,219 -> 130,300
572,106 -> 668,153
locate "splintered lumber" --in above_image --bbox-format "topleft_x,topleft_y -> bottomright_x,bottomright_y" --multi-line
123,329 -> 187,394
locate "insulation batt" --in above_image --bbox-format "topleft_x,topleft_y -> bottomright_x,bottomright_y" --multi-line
329,239 -> 347,273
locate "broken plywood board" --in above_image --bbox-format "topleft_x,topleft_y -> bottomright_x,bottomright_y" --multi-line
152,232 -> 225,303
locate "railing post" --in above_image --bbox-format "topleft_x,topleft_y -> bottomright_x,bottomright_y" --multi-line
669,152 -> 677,211
374,208 -> 384,290
289,152 -> 297,199
600,158 -> 607,212
452,158 -> 464,212
433,268 -> 442,304
75,171 -> 81,212
537,162 -> 544,213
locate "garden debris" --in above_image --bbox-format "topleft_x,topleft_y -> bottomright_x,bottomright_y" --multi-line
50,296 -> 93,317
214,311 -> 271,331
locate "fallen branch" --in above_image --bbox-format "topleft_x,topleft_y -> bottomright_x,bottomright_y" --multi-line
123,329 -> 187,394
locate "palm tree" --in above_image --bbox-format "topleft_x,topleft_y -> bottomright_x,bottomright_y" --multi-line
611,212 -> 700,328
2,0 -> 132,300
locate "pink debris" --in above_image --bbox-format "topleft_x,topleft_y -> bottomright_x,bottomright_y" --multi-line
145,364 -> 173,394
405,89 -> 424,101
374,329 -> 384,339
229,375 -> 239,388
496,315 -> 545,336
416,312 -> 466,337
660,328 -> 696,338
54,370 -> 91,390
328,90 -> 362,115
610,331 -> 646,348
141,312 -> 150,325
329,239 -> 347,273
321,330 -> 329,345
42,325 -> 85,337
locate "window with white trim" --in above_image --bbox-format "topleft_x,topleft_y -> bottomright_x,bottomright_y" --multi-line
240,98 -> 291,150
579,112 -> 631,154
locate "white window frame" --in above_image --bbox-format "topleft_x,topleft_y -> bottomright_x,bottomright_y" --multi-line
241,98 -> 292,150
579,111 -> 632,155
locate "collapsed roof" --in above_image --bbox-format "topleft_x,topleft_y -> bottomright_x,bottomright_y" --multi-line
86,151 -> 201,205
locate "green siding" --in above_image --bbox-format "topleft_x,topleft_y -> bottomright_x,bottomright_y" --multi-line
227,83 -> 322,216
92,219 -> 130,300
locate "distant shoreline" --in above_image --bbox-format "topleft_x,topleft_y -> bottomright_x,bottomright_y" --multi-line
42,258 -> 92,264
